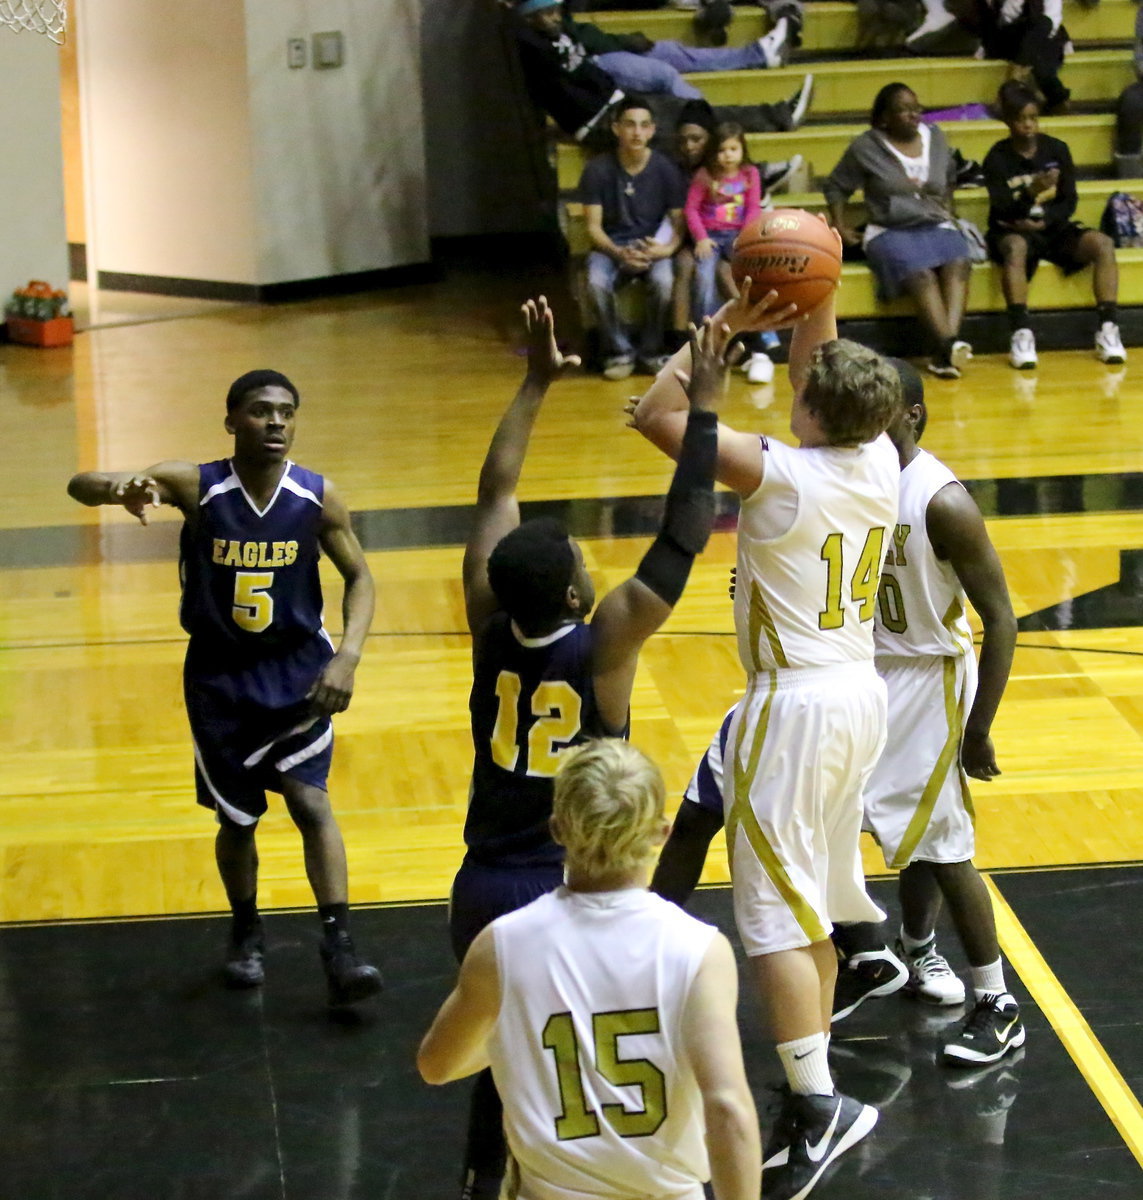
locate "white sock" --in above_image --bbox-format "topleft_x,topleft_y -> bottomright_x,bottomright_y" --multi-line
919,0 -> 949,19
970,958 -> 1006,1001
899,927 -> 933,956
777,1033 -> 833,1097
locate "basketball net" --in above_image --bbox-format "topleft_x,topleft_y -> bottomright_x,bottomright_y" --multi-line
0,0 -> 67,44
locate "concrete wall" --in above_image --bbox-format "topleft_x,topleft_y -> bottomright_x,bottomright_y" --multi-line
0,30 -> 69,301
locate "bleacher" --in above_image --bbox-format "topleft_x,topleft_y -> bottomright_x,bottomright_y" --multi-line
555,0 -> 1142,353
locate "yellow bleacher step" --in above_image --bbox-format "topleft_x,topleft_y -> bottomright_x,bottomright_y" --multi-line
556,114 -> 1116,190
832,250 -> 1143,317
683,49 -> 1131,109
590,0 -> 1135,53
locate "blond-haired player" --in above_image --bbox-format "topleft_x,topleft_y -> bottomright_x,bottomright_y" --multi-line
418,740 -> 760,1200
630,272 -> 901,1200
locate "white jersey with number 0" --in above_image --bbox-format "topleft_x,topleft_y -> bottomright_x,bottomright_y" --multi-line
873,448 -> 974,659
488,887 -> 716,1200
734,434 -> 900,673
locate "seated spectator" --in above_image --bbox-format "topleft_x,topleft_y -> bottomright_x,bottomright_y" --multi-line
667,98 -> 802,369
984,80 -> 1126,368
824,83 -> 973,379
512,0 -> 790,118
1115,1 -> 1143,178
684,121 -> 780,382
580,96 -> 686,379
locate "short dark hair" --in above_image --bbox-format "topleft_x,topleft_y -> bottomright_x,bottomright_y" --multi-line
886,356 -> 927,439
226,369 -> 300,413
803,339 -> 902,445
487,517 -> 576,631
613,94 -> 653,124
870,81 -> 913,127
676,98 -> 717,135
998,79 -> 1040,122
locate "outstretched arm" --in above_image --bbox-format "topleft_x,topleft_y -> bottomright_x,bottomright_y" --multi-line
683,934 -> 761,1200
461,298 -> 581,637
313,481 -> 375,716
591,321 -> 734,731
67,460 -> 199,522
417,924 -> 500,1085
927,483 -> 1017,781
627,289 -> 794,497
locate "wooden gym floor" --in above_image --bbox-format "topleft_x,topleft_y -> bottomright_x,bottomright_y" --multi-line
2,265 -> 1143,1196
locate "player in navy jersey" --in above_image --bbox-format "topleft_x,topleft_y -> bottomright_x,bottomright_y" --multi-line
67,369 -> 382,1008
451,297 -> 728,1200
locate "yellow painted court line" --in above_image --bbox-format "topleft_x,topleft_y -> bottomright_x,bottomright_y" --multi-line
985,874 -> 1143,1166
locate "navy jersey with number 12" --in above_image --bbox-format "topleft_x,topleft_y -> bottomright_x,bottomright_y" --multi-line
467,615 -> 616,868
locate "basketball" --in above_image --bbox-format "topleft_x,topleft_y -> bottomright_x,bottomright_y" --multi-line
731,209 -> 843,319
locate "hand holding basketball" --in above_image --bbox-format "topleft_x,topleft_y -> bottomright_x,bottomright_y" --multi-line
731,209 -> 843,323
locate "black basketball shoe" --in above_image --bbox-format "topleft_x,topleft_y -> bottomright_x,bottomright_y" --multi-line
832,948 -> 908,1023
320,931 -> 383,1007
762,1089 -> 878,1200
223,920 -> 265,988
943,994 -> 1025,1066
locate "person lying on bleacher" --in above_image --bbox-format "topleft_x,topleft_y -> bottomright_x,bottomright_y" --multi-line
984,80 -> 1126,370
580,96 -> 686,379
510,0 -> 790,138
824,82 -> 974,380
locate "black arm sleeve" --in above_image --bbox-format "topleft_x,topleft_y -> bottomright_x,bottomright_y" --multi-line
635,408 -> 718,606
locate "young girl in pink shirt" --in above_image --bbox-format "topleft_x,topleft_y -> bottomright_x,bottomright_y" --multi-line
684,123 -> 777,382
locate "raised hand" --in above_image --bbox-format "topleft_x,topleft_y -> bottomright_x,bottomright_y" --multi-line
714,279 -> 799,336
674,317 -> 744,413
522,296 -> 581,384
112,476 -> 161,525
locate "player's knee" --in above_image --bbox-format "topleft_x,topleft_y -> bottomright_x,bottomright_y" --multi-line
283,783 -> 333,831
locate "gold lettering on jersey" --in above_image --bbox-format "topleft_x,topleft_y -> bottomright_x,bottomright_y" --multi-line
211,540 -> 300,568
888,524 -> 910,567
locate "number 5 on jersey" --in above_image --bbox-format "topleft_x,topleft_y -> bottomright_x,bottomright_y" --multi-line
233,571 -> 274,632
490,671 -> 582,777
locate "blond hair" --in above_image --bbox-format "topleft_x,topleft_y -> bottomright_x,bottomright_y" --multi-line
803,338 -> 902,446
553,740 -> 666,879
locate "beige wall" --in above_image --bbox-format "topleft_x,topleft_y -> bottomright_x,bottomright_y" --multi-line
77,0 -> 428,287
0,29 -> 69,298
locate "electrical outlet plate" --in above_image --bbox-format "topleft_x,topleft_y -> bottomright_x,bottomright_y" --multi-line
287,37 -> 306,69
312,31 -> 344,69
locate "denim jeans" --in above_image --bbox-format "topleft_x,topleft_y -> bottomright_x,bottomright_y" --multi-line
691,228 -> 738,320
593,39 -> 766,100
586,249 -> 674,361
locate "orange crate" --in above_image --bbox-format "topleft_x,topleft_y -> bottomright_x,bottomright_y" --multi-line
5,315 -> 74,347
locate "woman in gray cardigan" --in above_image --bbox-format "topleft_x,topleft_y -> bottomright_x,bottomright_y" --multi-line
824,82 -> 973,379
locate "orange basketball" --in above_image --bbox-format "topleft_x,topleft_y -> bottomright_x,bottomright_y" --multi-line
731,209 -> 842,320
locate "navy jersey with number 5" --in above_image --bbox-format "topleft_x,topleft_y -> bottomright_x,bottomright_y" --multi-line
467,615 -> 618,867
180,459 -> 333,704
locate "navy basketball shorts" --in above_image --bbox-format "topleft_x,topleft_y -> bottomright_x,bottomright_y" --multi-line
185,677 -> 333,827
448,858 -> 564,963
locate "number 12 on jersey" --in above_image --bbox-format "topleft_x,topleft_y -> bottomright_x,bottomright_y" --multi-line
543,1009 -> 667,1140
490,671 -> 582,777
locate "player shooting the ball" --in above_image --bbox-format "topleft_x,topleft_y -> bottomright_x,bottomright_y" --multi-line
629,246 -> 906,1200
